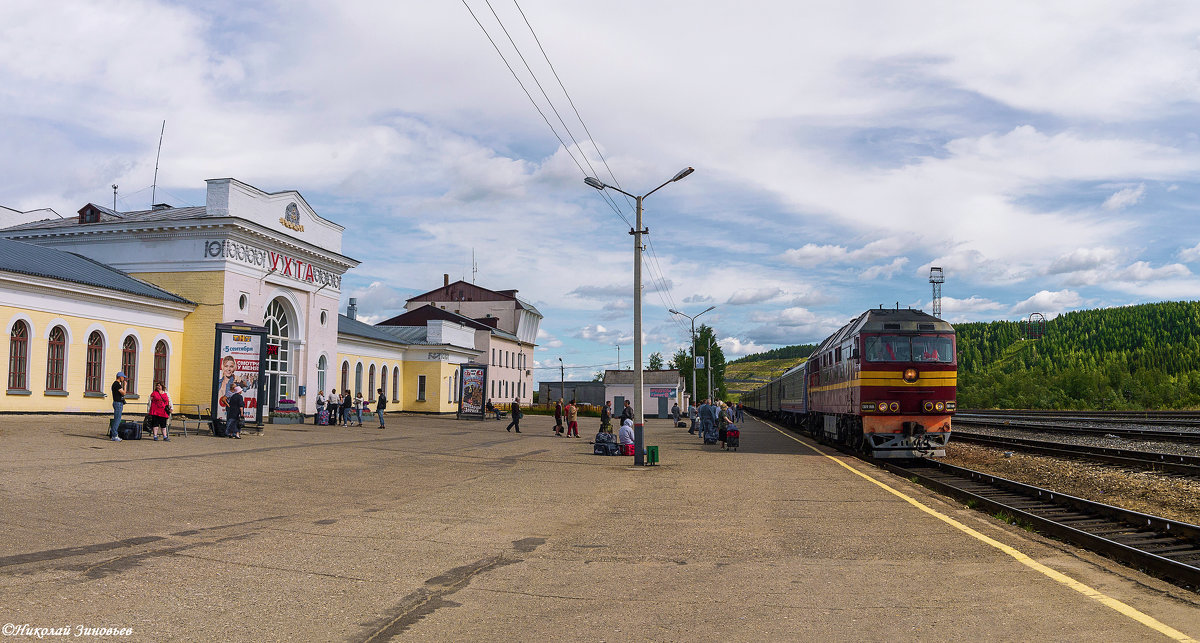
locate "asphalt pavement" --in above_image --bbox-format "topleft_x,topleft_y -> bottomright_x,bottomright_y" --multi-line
0,412 -> 1197,641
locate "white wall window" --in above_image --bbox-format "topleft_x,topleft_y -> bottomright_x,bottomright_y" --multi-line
317,355 -> 327,393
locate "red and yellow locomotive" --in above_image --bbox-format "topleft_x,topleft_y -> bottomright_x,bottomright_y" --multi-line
744,307 -> 955,458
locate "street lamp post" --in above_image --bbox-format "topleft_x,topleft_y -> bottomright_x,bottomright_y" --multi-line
669,306 -> 715,407
585,167 -> 694,466
558,357 -> 564,406
615,344 -> 620,369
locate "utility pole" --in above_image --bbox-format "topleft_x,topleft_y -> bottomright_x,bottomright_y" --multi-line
558,357 -> 564,404
585,167 -> 694,466
706,338 -> 716,402
615,344 -> 620,369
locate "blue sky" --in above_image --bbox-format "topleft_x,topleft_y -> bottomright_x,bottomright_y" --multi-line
3,1 -> 1200,384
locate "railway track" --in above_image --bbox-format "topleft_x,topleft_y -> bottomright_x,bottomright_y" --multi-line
958,410 -> 1200,428
883,459 -> 1200,590
954,418 -> 1200,443
951,430 -> 1200,476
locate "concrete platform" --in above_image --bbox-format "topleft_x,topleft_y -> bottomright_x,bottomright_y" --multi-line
0,413 -> 1196,641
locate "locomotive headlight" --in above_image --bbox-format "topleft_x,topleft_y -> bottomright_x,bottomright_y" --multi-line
946,402 -> 957,411
877,402 -> 888,412
888,401 -> 899,412
923,401 -> 934,412
861,403 -> 876,412
903,368 -> 918,383
935,401 -> 945,411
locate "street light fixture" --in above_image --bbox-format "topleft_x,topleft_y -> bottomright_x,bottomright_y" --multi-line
585,167 -> 695,466
558,357 -> 564,405
669,305 -> 715,407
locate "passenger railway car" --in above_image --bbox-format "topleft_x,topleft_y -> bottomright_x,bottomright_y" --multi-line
744,307 -> 956,458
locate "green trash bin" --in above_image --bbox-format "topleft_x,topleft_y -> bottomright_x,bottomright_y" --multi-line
645,445 -> 659,465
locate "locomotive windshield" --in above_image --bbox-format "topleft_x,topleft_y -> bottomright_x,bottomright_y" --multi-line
864,335 -> 954,363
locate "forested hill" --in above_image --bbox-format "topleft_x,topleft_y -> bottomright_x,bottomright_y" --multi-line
728,344 -> 817,364
956,301 -> 1200,409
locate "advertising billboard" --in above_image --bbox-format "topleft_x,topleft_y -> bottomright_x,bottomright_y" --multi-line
212,322 -> 268,426
649,388 -> 677,398
458,364 -> 487,420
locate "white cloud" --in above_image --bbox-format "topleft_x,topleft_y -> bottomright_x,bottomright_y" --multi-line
941,296 -> 1007,314
1102,183 -> 1146,210
1178,242 -> 1200,264
536,328 -> 563,349
719,337 -> 767,357
1046,247 -> 1122,275
1010,290 -> 1083,317
1112,261 -> 1190,282
726,287 -> 783,305
780,244 -> 848,267
860,257 -> 909,280
576,324 -> 632,345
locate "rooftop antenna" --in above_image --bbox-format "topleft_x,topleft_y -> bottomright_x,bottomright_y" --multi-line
471,249 -> 478,284
929,266 -> 944,318
151,120 -> 166,207
112,184 -> 118,211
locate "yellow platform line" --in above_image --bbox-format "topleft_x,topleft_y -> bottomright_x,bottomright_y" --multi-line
760,419 -> 1197,642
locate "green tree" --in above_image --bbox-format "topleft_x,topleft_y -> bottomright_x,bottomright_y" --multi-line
648,352 -> 664,370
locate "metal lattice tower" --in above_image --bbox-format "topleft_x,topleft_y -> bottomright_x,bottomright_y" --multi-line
929,267 -> 944,318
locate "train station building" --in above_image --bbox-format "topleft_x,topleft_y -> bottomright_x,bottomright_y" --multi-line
1,178 -> 532,419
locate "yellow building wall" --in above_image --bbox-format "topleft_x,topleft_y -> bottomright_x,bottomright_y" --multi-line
402,360 -> 459,414
333,351 -> 403,411
130,271 -> 226,414
1,305 -> 185,413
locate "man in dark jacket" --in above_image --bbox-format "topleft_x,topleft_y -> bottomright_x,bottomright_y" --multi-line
226,386 -> 244,439
619,400 -> 634,424
505,398 -> 522,433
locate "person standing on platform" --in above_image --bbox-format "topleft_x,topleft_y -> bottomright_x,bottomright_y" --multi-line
327,391 -> 339,427
671,401 -> 681,426
354,391 -> 365,427
341,390 -> 353,426
689,402 -> 699,434
376,388 -> 387,429
553,399 -> 564,436
565,399 -> 579,438
619,399 -> 634,425
600,401 -> 612,431
315,390 -> 326,425
147,381 -> 172,441
226,386 -> 244,439
109,372 -> 127,441
505,397 -> 522,433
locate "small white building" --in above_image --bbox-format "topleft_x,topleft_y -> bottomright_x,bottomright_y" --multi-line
603,369 -> 685,418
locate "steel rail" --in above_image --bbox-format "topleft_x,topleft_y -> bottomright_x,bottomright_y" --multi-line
958,410 -> 1200,428
954,419 -> 1200,443
952,431 -> 1200,476
882,459 -> 1200,590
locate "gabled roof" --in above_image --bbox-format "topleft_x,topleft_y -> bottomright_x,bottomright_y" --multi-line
379,304 -> 521,342
0,237 -> 194,304
603,369 -> 682,386
406,279 -> 543,318
373,325 -> 436,345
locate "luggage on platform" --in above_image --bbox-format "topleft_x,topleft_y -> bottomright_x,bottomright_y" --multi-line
117,421 -> 142,440
317,409 -> 330,426
676,421 -> 686,428
725,428 -> 740,451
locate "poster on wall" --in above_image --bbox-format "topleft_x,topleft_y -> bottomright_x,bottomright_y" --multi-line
650,388 -> 677,398
457,364 -> 487,420
212,322 -> 268,426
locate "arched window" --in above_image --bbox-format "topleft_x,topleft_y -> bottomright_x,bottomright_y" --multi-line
369,364 -> 376,399
153,340 -> 168,388
392,366 -> 399,402
380,365 -> 388,400
317,355 -> 327,393
341,361 -> 349,393
85,331 -> 104,393
264,299 -> 292,399
46,326 -> 66,391
355,362 -> 363,396
8,320 -> 29,390
121,336 -> 138,395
